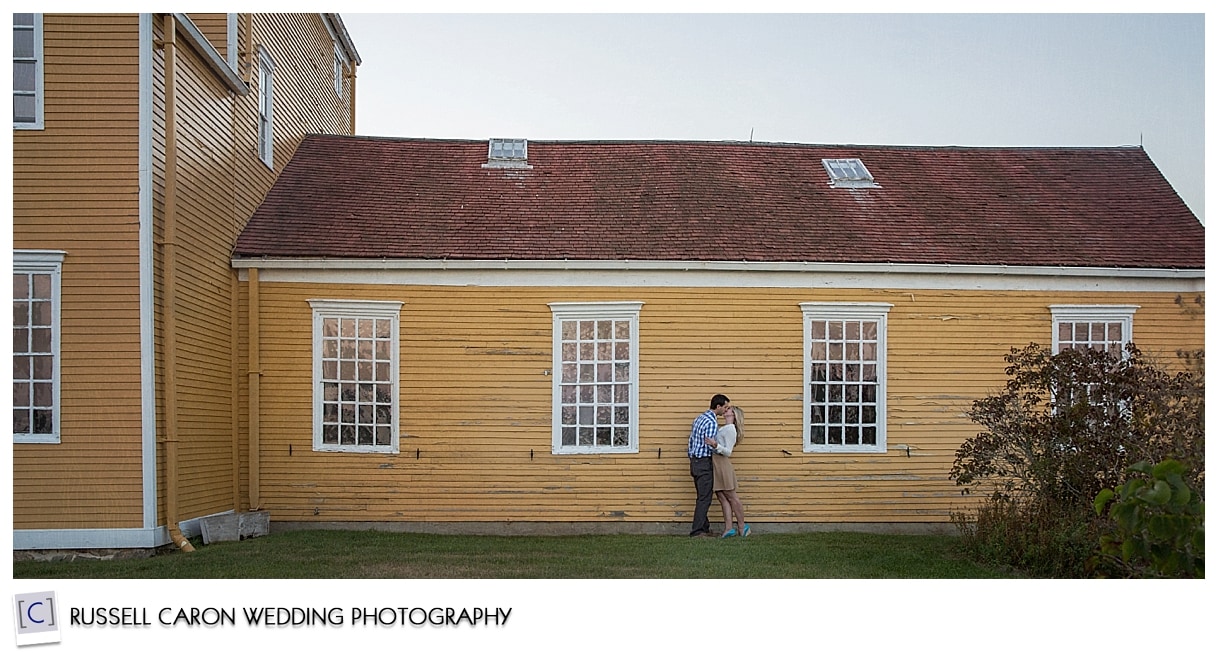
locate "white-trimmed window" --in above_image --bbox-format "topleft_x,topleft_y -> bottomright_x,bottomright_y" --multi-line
333,45 -> 343,98
549,302 -> 642,454
1050,305 -> 1137,355
483,138 -> 532,169
822,158 -> 879,188
13,13 -> 44,129
309,299 -> 402,453
802,302 -> 892,453
257,47 -> 274,167
13,250 -> 65,443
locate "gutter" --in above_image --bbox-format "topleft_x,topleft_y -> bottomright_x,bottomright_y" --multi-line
228,257 -> 1205,279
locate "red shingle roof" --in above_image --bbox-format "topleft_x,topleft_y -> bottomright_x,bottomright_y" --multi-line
233,135 -> 1204,269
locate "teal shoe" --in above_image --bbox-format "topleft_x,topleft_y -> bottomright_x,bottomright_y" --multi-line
742,524 -> 751,537
721,529 -> 737,538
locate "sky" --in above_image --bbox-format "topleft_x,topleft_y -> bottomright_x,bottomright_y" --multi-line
339,11 -> 1206,222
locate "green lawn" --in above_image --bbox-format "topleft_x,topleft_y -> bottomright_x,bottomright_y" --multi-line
13,529 -> 1017,579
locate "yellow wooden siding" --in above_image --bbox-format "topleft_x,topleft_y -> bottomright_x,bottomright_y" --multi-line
242,282 -> 1203,525
151,13 -> 358,525
12,14 -> 145,530
253,13 -> 348,169
13,13 -> 356,534
186,13 -> 230,61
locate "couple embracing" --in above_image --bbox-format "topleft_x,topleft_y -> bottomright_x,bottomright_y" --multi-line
687,393 -> 749,538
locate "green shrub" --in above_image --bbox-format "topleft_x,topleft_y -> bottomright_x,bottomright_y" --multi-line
950,344 -> 1204,577
1093,459 -> 1204,578
952,493 -> 1101,578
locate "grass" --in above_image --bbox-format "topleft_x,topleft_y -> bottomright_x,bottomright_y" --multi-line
12,529 -> 1017,579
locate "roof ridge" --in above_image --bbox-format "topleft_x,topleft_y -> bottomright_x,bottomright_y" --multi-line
301,134 -> 1147,152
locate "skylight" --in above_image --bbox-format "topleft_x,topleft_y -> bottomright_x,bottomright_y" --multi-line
484,138 -> 531,169
822,158 -> 879,188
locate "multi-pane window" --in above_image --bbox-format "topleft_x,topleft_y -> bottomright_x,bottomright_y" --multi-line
549,302 -> 642,454
334,46 -> 343,98
483,138 -> 532,169
1049,305 -> 1137,412
802,302 -> 892,453
822,158 -> 879,188
13,13 -> 43,129
489,138 -> 527,161
309,300 -> 402,453
13,251 -> 63,443
1050,305 -> 1136,355
257,48 -> 274,167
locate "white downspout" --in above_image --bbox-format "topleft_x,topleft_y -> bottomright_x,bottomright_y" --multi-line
138,12 -> 160,542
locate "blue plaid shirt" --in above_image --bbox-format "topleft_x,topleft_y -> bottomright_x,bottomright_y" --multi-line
687,410 -> 718,458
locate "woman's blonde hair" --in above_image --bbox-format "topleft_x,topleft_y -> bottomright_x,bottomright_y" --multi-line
731,407 -> 744,443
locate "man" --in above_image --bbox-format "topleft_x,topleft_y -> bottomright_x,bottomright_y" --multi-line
688,393 -> 730,537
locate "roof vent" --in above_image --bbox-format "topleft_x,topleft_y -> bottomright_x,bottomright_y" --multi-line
822,158 -> 878,188
483,138 -> 532,169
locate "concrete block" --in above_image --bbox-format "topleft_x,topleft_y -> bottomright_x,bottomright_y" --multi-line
199,511 -> 270,545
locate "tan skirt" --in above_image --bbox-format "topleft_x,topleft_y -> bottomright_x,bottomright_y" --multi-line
712,454 -> 736,492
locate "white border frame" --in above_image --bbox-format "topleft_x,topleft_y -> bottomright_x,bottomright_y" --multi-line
548,301 -> 644,455
308,299 -> 403,454
801,302 -> 893,454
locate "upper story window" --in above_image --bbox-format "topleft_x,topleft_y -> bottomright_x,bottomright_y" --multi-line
822,158 -> 879,188
14,250 -> 65,444
549,302 -> 643,455
1050,305 -> 1137,355
802,302 -> 892,453
309,300 -> 403,453
483,138 -> 532,169
333,46 -> 343,98
257,47 -> 275,167
13,13 -> 44,130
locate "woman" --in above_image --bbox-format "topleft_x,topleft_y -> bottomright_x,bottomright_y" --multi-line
705,406 -> 749,538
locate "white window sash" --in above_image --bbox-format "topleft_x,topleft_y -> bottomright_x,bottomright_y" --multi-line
13,250 -> 66,443
334,46 -> 343,98
13,13 -> 44,130
308,299 -> 403,453
801,302 -> 892,453
257,48 -> 274,167
548,301 -> 643,455
1049,304 -> 1138,354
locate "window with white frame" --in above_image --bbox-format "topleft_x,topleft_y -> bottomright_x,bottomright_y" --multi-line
483,138 -> 532,169
549,302 -> 642,454
257,48 -> 274,167
802,302 -> 892,453
309,300 -> 402,453
13,251 -> 65,443
822,158 -> 879,188
1049,305 -> 1138,417
333,46 -> 343,98
1050,305 -> 1137,355
13,13 -> 44,129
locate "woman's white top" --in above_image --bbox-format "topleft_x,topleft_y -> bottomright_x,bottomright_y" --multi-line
713,424 -> 737,457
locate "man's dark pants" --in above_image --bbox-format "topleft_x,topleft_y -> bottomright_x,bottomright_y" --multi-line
689,456 -> 714,536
